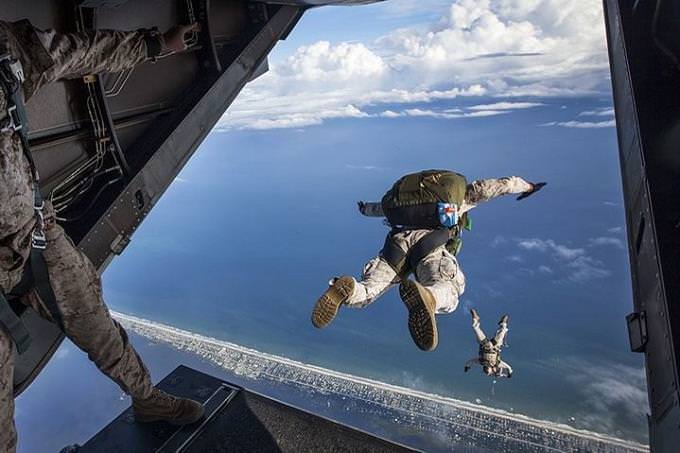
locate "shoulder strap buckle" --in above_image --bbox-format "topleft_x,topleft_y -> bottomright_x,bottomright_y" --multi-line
31,229 -> 47,250
31,200 -> 47,250
0,103 -> 23,134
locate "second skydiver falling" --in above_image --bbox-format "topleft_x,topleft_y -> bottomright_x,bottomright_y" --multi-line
464,309 -> 513,378
311,169 -> 546,351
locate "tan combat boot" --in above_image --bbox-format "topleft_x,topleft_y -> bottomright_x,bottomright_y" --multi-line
399,279 -> 438,351
311,276 -> 355,328
133,388 -> 205,425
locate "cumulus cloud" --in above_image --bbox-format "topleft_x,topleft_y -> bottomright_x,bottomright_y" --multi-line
541,119 -> 615,128
517,238 -> 611,282
54,346 -> 71,360
217,0 -> 609,131
490,235 -> 507,247
378,107 -> 507,119
543,104 -> 615,129
560,358 -> 648,436
467,101 -> 544,110
345,164 -> 381,170
589,236 -> 625,249
578,107 -> 615,116
506,255 -> 524,263
566,256 -> 611,282
276,41 -> 387,83
538,265 -> 553,274
517,238 -> 584,260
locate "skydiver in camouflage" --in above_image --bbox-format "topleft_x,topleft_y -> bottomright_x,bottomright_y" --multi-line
0,19 -> 202,453
311,170 -> 545,352
464,309 -> 513,378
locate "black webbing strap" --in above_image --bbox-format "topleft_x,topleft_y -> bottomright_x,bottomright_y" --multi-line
0,290 -> 31,354
0,54 -> 63,353
380,233 -> 408,276
0,247 -> 64,354
380,229 -> 452,277
30,249 -> 64,329
407,229 -> 451,271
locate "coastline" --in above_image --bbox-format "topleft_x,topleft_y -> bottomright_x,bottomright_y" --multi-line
113,310 -> 649,453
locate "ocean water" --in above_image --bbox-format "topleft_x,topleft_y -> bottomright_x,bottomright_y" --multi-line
102,97 -> 648,443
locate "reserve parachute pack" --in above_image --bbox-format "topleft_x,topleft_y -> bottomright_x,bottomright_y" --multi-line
379,170 -> 471,277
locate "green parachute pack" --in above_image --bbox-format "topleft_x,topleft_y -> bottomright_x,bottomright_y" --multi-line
378,170 -> 472,274
381,169 -> 470,232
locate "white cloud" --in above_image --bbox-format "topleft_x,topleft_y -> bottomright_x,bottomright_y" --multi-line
223,104 -> 370,130
578,107 -> 615,116
277,41 -> 387,83
566,255 -> 611,282
53,343 -> 73,360
379,107 -> 507,119
517,238 -> 610,282
490,235 -> 507,247
345,164 -> 380,170
541,119 -> 615,128
560,358 -> 648,435
467,101 -> 544,110
517,238 -> 584,260
217,0 -> 609,131
538,265 -> 553,274
589,236 -> 625,249
607,226 -> 624,234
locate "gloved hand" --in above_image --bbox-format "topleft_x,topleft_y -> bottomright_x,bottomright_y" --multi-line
464,366 -> 470,373
517,182 -> 546,201
357,201 -> 367,215
162,23 -> 200,53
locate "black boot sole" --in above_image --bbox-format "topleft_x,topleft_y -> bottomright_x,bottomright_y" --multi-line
311,276 -> 354,328
400,280 -> 438,351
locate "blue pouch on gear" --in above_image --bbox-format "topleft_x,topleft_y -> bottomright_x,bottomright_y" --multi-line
438,202 -> 459,228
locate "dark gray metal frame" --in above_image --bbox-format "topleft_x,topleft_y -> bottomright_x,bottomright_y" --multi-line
604,0 -> 680,450
12,0 -> 305,395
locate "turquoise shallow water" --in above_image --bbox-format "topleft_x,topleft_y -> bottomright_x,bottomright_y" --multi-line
102,98 -> 647,443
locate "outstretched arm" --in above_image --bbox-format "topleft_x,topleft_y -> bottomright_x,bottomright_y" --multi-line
498,360 -> 513,377
464,358 -> 480,372
463,176 -> 536,211
357,201 -> 385,217
1,20 -> 197,101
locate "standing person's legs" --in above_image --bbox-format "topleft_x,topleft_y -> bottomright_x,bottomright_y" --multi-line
0,327 -> 17,453
21,222 -> 154,400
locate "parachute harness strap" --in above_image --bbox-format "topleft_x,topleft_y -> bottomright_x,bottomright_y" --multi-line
380,227 -> 455,279
0,54 -> 46,251
0,54 -> 64,351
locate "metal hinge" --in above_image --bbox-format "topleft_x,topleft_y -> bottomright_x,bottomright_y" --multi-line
626,311 -> 648,353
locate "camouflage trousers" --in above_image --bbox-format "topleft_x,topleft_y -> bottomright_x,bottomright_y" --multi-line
472,319 -> 508,346
0,222 -> 153,453
345,229 -> 466,313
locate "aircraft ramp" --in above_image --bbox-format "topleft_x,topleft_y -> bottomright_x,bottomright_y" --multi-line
77,365 -> 413,453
